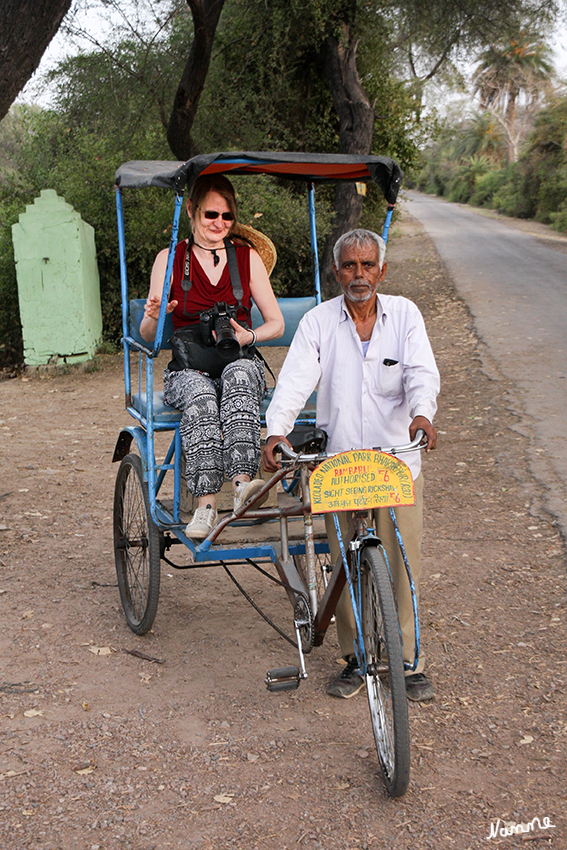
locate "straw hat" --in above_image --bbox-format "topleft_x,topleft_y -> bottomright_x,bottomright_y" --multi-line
231,222 -> 277,276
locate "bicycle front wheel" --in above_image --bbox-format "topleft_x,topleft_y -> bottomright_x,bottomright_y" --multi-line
358,544 -> 410,797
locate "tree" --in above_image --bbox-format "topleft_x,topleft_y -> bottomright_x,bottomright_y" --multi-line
493,91 -> 567,224
191,0 -> 426,294
318,15 -> 377,291
473,27 -> 554,162
166,0 -> 226,158
61,0 -> 229,160
453,112 -> 508,165
0,0 -> 73,121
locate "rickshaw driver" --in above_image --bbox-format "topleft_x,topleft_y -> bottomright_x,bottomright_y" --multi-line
263,228 -> 440,702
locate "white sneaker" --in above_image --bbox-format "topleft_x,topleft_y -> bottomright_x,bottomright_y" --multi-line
185,505 -> 218,540
233,478 -> 268,512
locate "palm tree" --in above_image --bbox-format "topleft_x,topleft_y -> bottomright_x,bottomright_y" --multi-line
453,112 -> 508,165
472,29 -> 554,162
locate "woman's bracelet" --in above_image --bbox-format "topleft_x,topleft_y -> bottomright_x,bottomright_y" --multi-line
249,328 -> 257,346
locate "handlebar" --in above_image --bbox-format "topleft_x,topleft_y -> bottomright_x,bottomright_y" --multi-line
277,429 -> 427,464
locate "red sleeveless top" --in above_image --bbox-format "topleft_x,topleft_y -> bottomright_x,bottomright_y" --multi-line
169,240 -> 252,331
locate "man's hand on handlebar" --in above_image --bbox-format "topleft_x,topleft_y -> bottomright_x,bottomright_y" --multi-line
410,416 -> 437,452
264,419 -> 436,470
263,434 -> 292,471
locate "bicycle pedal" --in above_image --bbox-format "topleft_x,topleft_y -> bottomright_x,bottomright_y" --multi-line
265,666 -> 301,692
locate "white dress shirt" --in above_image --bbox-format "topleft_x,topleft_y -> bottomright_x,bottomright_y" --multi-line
266,294 -> 440,478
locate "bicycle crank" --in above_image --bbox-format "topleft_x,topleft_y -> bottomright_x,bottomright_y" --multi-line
265,597 -> 311,692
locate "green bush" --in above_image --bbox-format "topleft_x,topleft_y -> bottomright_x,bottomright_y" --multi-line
447,169 -> 474,203
547,165 -> 567,231
232,177 -> 334,298
446,155 -> 494,204
492,162 -> 538,219
469,167 -> 509,207
549,201 -> 567,232
414,158 -> 458,197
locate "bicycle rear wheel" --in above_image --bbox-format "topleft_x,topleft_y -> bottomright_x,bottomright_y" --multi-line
357,544 -> 410,797
114,453 -> 161,635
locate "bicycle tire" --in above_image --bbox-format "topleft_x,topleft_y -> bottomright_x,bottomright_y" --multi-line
357,544 -> 410,797
113,453 -> 161,635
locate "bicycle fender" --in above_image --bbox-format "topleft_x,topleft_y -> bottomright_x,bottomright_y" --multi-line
357,532 -> 383,548
112,426 -> 149,476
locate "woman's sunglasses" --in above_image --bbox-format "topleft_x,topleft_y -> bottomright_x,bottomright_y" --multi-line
202,210 -> 234,221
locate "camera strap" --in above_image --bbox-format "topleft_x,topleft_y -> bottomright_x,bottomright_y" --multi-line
224,238 -> 244,305
180,236 -> 198,317
180,237 -> 250,324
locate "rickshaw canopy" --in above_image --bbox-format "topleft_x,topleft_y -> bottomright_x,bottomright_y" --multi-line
114,151 -> 403,206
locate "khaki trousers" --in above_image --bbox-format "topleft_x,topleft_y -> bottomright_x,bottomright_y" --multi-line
324,473 -> 425,676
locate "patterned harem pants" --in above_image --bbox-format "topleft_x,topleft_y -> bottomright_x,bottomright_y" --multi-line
163,357 -> 266,498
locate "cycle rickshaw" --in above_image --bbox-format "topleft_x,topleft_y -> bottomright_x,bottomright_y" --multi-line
112,151 -> 424,797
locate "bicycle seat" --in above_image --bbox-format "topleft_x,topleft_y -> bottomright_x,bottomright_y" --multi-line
286,426 -> 328,453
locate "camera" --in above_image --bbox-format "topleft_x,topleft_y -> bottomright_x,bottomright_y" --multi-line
199,301 -> 240,359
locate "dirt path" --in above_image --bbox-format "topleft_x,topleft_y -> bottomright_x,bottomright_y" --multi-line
1,215 -> 565,850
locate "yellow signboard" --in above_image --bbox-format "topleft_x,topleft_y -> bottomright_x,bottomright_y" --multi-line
309,449 -> 415,513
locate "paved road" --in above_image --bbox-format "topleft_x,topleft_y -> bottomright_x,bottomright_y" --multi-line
404,190 -> 567,533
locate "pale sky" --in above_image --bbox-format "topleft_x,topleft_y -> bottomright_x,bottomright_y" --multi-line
551,24 -> 567,76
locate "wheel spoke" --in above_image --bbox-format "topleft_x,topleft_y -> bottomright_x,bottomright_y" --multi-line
122,470 -> 150,617
367,675 -> 396,775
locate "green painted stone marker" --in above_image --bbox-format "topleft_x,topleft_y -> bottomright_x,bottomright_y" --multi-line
12,189 -> 103,367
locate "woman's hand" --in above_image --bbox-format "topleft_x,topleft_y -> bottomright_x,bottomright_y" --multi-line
141,293 -> 178,342
144,295 -> 178,321
140,247 -> 176,342
230,318 -> 256,348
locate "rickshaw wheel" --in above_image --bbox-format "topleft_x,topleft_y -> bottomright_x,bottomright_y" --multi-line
114,453 -> 161,635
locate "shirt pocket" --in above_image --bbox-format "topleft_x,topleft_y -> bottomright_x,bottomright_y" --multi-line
375,361 -> 403,398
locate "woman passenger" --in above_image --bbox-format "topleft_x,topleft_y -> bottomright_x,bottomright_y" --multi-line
140,174 -> 284,539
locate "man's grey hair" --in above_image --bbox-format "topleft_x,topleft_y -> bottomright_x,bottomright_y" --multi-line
333,229 -> 386,270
